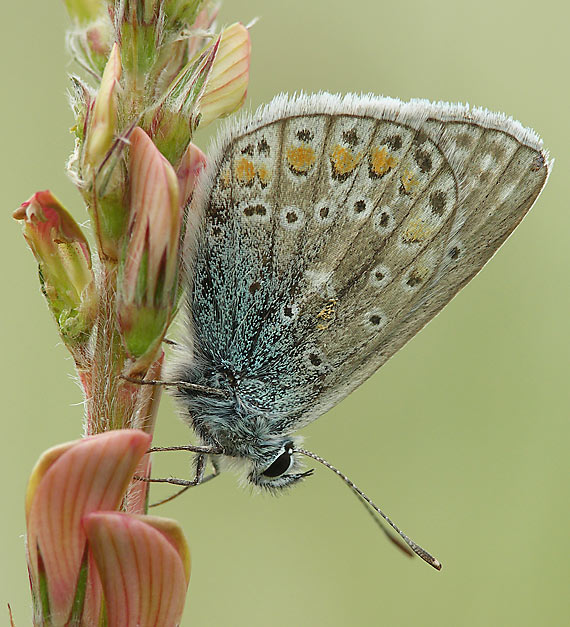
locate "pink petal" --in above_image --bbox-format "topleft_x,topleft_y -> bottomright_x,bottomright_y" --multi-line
26,430 -> 151,624
84,512 -> 190,627
126,454 -> 152,515
127,127 -> 181,301
177,142 -> 207,209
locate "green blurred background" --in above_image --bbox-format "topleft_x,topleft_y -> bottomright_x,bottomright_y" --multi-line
2,1 -> 568,625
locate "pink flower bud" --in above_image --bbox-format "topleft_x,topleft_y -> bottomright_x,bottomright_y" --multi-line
117,127 -> 181,363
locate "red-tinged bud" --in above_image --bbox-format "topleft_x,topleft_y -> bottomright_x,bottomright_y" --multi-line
117,127 -> 181,365
14,191 -> 96,345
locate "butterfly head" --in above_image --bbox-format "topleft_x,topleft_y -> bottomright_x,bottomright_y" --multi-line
246,438 -> 314,491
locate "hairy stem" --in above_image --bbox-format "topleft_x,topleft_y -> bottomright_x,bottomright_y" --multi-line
88,262 -> 131,433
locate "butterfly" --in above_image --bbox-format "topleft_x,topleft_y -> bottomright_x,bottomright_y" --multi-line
157,92 -> 549,569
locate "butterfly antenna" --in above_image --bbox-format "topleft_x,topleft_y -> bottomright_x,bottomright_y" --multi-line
297,448 -> 442,571
352,492 -> 415,559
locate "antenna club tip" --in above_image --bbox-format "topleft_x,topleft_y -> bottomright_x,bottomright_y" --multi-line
433,559 -> 443,571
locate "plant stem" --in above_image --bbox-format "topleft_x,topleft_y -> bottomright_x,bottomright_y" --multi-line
88,262 -> 131,433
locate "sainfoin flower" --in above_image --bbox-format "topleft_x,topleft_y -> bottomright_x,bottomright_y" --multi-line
195,22 -> 251,128
25,430 -> 191,626
117,127 -> 181,365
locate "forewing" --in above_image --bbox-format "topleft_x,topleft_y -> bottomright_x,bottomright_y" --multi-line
189,94 -> 549,431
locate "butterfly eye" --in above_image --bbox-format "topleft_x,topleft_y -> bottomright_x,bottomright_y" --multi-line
262,444 -> 294,478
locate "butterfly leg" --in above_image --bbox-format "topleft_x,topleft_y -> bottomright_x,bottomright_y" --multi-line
143,453 -> 210,487
162,337 -> 179,347
147,455 -> 222,507
121,374 -> 229,399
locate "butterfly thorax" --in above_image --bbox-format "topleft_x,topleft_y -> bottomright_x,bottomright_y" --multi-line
170,361 -> 291,466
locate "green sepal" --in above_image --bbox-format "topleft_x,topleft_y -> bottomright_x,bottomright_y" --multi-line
95,190 -> 129,260
36,544 -> 52,626
121,22 -> 159,85
68,545 -> 90,626
63,0 -> 105,25
124,307 -> 168,359
147,110 -> 192,167
164,0 -> 204,26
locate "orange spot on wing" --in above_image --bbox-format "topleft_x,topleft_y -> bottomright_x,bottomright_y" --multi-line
235,157 -> 255,185
402,217 -> 433,243
370,146 -> 397,176
315,298 -> 338,330
287,144 -> 316,174
330,144 -> 362,177
221,168 -> 232,188
400,168 -> 419,194
257,163 -> 271,186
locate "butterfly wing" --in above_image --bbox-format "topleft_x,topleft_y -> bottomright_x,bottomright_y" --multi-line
185,93 -> 549,432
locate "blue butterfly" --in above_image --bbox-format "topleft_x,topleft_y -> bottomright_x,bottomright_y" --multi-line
155,93 -> 549,569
